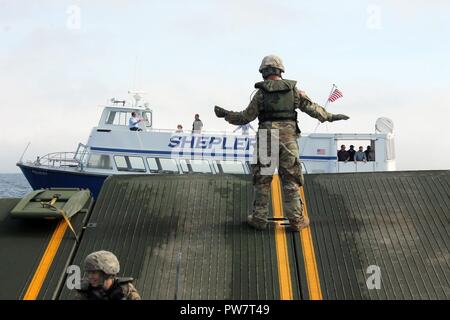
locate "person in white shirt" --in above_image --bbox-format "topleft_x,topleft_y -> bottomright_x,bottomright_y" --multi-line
129,112 -> 143,131
192,114 -> 203,133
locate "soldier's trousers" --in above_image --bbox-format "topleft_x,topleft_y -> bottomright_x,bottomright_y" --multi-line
251,122 -> 305,227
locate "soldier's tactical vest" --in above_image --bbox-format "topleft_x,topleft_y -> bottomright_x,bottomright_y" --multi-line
255,79 -> 297,123
78,277 -> 134,300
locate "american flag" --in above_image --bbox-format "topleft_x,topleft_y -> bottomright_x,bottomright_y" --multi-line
317,148 -> 326,155
327,88 -> 343,102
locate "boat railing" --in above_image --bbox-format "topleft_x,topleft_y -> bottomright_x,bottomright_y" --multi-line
33,152 -> 82,170
143,128 -> 257,136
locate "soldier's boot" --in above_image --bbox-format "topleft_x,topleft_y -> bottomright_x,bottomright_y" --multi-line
288,215 -> 310,232
247,215 -> 268,230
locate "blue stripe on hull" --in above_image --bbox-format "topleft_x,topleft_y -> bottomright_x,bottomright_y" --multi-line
18,165 -> 107,199
90,146 -> 338,160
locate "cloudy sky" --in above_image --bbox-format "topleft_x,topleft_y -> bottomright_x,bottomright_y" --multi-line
0,0 -> 449,172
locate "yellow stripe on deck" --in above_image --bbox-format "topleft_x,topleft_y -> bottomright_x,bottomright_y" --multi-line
271,175 -> 293,300
23,220 -> 68,300
299,187 -> 323,300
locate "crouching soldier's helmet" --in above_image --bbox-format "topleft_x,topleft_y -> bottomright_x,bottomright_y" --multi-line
259,55 -> 285,79
84,250 -> 120,276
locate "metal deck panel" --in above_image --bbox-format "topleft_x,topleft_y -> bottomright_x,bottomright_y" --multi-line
59,174 -> 283,300
301,170 -> 450,300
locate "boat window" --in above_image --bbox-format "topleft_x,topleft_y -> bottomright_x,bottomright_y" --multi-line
179,159 -> 190,173
212,160 -> 220,173
146,158 -> 159,173
87,154 -> 112,169
190,160 -> 212,173
335,140 -> 375,162
106,111 -> 116,125
142,111 -> 152,128
218,160 -> 245,174
114,156 -> 128,170
108,111 -> 134,126
128,156 -> 146,171
245,161 -> 252,172
114,155 -> 146,172
159,158 -> 179,172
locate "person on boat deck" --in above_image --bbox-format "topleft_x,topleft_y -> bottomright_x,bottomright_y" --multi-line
129,112 -> 143,131
338,144 -> 350,162
76,250 -> 141,300
192,114 -> 203,133
347,145 -> 356,161
337,144 -> 350,162
176,124 -> 184,133
355,146 -> 367,162
365,145 -> 375,161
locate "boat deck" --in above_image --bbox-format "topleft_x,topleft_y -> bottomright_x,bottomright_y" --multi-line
1,171 -> 449,300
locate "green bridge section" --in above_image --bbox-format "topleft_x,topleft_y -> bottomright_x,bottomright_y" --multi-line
0,170 -> 448,300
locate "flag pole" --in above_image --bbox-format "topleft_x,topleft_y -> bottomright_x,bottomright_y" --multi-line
303,83 -> 336,159
314,83 -> 336,133
324,83 -> 336,109
324,84 -> 336,132
324,83 -> 336,132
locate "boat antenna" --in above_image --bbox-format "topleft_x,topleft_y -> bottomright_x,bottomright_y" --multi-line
19,142 -> 31,163
128,90 -> 147,107
132,55 -> 139,90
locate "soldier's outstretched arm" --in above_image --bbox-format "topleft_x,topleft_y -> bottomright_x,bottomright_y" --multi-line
296,88 -> 349,122
214,90 -> 262,126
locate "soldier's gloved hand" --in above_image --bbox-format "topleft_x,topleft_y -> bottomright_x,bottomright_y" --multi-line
330,114 -> 350,122
214,106 -> 228,118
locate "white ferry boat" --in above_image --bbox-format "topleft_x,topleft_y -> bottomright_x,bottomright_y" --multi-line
17,93 -> 396,198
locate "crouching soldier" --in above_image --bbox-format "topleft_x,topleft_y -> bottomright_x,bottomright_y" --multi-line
76,250 -> 141,300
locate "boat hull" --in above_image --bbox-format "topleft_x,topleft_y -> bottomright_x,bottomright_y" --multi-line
17,163 -> 107,199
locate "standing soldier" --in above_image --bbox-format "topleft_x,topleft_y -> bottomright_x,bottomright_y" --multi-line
76,250 -> 141,300
214,55 -> 349,231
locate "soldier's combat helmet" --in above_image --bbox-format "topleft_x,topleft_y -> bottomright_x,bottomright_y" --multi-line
259,55 -> 285,78
84,250 -> 120,275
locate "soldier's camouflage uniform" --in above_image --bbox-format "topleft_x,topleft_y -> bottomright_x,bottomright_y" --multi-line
76,250 -> 141,300
76,277 -> 141,300
223,79 -> 335,228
